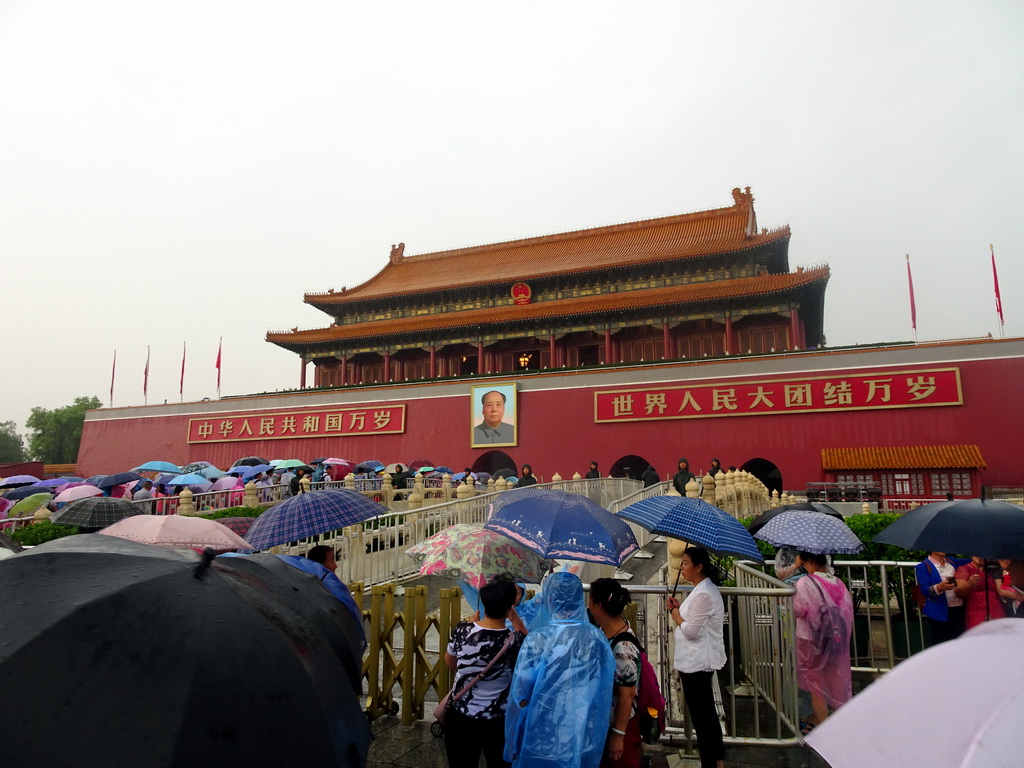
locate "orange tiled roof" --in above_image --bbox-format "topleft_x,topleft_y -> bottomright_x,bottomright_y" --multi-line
822,445 -> 986,471
269,267 -> 828,346
306,191 -> 788,304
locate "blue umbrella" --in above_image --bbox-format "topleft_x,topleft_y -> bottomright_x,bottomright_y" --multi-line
229,465 -> 273,482
483,488 -> 638,566
4,485 -> 55,501
618,496 -> 764,562
245,490 -> 385,550
132,461 -> 182,474
98,472 -> 144,489
167,473 -> 211,486
754,509 -> 864,555
197,466 -> 225,480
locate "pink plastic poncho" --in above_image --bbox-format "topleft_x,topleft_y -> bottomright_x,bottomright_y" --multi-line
793,573 -> 853,709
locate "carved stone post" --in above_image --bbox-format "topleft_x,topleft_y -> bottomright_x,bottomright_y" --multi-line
685,477 -> 700,498
701,473 -> 716,500
382,474 -> 393,510
771,489 -> 780,509
443,474 -> 453,503
181,487 -> 197,515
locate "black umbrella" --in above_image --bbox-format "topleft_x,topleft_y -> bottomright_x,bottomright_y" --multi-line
97,471 -> 144,488
0,535 -> 371,767
492,467 -> 517,480
215,554 -> 365,690
873,498 -> 1024,559
747,502 -> 844,535
231,456 -> 270,468
2,485 -> 55,501
50,496 -> 144,528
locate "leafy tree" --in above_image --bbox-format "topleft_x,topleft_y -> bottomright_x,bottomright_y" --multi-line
0,420 -> 27,462
25,396 -> 102,463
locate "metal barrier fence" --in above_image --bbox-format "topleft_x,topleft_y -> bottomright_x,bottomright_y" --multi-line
352,567 -> 803,750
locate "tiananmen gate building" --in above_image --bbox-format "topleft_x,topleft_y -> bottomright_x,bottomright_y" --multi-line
78,189 -> 1024,501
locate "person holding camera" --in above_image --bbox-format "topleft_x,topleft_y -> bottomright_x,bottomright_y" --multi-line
954,556 -> 1008,630
916,551 -> 969,644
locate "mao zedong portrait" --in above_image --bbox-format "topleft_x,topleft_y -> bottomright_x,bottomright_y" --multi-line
473,389 -> 516,445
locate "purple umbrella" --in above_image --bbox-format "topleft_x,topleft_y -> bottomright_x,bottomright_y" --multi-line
0,475 -> 41,488
32,478 -> 69,488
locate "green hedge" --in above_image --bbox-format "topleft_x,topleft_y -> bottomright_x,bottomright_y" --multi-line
196,507 -> 264,521
10,521 -> 80,546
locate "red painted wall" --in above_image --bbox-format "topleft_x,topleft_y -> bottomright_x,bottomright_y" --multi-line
78,353 -> 1023,489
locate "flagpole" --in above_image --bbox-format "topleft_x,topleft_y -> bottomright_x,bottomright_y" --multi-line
216,336 -> 222,399
180,341 -> 186,404
144,345 -> 150,406
906,254 -> 917,344
110,349 -> 116,407
991,244 -> 1005,338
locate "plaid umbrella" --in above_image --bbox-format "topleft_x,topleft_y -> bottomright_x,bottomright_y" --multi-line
405,523 -> 552,588
754,509 -> 864,555
617,495 -> 764,562
245,489 -> 384,550
216,516 -> 258,537
51,497 -> 143,528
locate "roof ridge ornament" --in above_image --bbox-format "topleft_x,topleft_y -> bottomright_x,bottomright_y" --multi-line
390,242 -> 406,264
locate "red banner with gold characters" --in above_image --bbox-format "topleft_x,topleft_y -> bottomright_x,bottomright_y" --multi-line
187,405 -> 406,443
595,367 -> 962,422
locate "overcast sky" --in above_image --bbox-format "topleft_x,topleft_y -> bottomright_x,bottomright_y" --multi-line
3,1 -> 1022,436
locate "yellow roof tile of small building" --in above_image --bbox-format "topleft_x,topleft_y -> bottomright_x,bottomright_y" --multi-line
822,445 -> 986,471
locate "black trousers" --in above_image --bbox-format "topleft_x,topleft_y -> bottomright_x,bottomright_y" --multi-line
443,707 -> 510,768
928,604 -> 965,645
678,670 -> 725,768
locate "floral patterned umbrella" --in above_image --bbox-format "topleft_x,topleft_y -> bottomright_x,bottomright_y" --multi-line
404,523 -> 551,588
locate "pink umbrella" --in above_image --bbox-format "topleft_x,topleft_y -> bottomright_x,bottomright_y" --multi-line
54,485 -> 105,504
211,476 -> 242,492
99,515 -> 253,550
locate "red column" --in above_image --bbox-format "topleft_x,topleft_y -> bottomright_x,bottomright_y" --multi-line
340,356 -> 347,386
724,317 -> 734,355
789,309 -> 800,351
476,342 -> 484,374
549,334 -> 556,368
429,346 -> 436,378
300,357 -> 307,388
383,351 -> 391,382
604,329 -> 612,363
662,322 -> 671,359
352,363 -> 360,385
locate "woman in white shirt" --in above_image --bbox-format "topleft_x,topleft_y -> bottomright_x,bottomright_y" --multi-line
665,547 -> 726,768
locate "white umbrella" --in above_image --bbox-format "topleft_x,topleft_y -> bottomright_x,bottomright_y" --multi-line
807,619 -> 1024,768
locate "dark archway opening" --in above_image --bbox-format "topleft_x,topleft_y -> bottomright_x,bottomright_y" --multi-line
609,454 -> 653,481
741,457 -> 783,496
471,450 -> 517,477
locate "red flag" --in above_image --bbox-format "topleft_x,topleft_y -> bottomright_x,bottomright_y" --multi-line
906,254 -> 916,331
215,337 -> 222,392
179,341 -> 186,396
143,345 -> 150,399
991,244 -> 1004,327
110,349 -> 116,406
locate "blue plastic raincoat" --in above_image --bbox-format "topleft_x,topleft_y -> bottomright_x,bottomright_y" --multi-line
503,571 -> 614,768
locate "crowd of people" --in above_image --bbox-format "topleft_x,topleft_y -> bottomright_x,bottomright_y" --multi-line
433,547 -> 733,768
